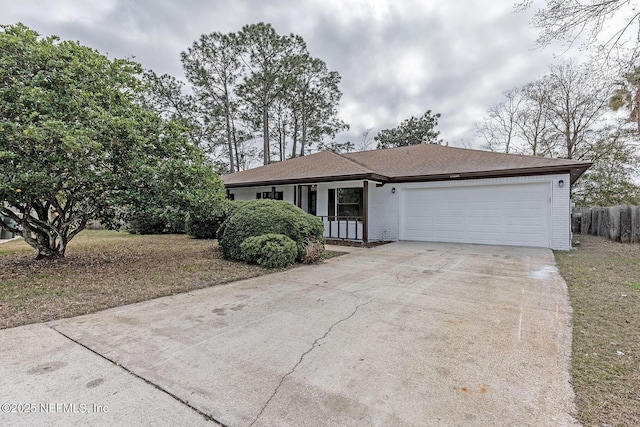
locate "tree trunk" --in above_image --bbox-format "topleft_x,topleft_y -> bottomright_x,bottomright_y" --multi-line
635,88 -> 640,135
263,107 -> 270,165
231,117 -> 241,172
299,117 -> 307,157
279,119 -> 285,161
299,98 -> 307,157
20,226 -> 65,260
224,96 -> 235,173
35,240 -> 66,259
291,115 -> 299,159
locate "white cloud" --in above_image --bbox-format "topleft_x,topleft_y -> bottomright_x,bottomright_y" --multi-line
3,0 -> 117,25
1,0 -> 582,148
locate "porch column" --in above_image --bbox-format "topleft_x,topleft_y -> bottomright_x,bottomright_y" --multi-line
363,181 -> 369,243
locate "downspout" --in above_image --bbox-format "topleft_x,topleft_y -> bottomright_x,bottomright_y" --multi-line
363,181 -> 369,243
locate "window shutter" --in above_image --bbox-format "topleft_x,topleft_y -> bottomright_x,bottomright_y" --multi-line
328,189 -> 335,218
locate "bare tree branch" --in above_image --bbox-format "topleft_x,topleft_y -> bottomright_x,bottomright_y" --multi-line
519,0 -> 640,65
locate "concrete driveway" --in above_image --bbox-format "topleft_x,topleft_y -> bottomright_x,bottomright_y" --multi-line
0,242 -> 577,426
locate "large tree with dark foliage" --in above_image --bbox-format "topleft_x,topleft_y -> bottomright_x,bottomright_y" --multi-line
0,24 -> 225,259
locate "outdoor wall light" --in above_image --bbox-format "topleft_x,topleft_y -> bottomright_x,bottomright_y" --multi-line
392,187 -> 396,194
558,180 -> 565,188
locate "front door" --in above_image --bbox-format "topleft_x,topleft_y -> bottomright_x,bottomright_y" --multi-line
308,190 -> 317,215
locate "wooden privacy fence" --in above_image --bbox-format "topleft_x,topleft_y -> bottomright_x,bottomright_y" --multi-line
573,206 -> 640,243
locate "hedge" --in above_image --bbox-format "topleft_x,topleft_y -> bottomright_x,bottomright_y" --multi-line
240,233 -> 297,268
218,200 -> 324,262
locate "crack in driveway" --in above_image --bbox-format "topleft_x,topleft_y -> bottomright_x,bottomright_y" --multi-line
47,324 -> 225,426
249,300 -> 371,427
313,282 -> 366,298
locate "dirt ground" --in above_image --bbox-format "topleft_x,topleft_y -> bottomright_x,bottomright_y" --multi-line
0,231 -> 276,329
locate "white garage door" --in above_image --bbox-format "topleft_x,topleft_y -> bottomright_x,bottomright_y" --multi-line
400,183 -> 551,247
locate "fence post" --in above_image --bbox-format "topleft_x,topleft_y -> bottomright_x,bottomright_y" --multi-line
620,205 -> 632,243
594,208 -> 602,236
571,208 -> 580,235
608,206 -> 621,241
580,207 -> 590,235
632,206 -> 640,243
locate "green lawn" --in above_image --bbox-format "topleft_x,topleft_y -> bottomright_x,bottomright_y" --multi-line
555,235 -> 640,426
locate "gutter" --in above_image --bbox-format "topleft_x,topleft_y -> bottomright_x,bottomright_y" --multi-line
223,164 -> 592,188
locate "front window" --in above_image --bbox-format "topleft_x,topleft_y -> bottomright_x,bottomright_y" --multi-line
338,188 -> 362,216
261,191 -> 283,200
329,187 -> 363,218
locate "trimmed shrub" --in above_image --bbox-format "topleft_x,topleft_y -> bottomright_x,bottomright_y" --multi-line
219,199 -> 324,262
240,233 -> 297,268
214,200 -> 248,240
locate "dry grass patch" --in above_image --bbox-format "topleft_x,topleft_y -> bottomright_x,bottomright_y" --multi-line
0,230 -> 277,329
555,235 -> 640,426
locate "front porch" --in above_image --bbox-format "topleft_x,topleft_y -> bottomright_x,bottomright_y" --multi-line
226,180 -> 371,243
293,182 -> 369,243
318,216 -> 364,241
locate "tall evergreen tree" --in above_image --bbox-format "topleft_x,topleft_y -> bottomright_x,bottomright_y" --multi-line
375,110 -> 442,149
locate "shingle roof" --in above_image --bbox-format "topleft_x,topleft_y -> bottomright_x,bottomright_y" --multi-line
223,144 -> 591,187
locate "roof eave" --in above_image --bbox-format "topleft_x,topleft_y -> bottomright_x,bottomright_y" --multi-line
386,164 -> 593,184
568,163 -> 592,184
224,173 -> 389,188
224,164 -> 593,188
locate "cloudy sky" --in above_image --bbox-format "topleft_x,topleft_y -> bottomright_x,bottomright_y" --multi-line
2,0 -> 572,148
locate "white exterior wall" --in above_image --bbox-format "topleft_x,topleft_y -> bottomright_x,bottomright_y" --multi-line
367,174 -> 572,250
549,174 -> 572,250
231,180 -> 381,222
367,182 -> 400,243
229,185 -> 296,204
226,173 -> 572,250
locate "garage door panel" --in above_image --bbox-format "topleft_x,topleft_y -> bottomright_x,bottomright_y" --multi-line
401,183 -> 550,248
468,230 -> 501,239
436,212 -> 463,222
